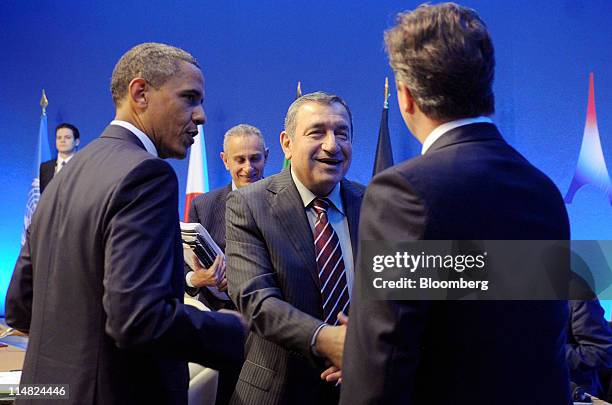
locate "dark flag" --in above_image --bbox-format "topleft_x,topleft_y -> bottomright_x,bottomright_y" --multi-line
372,77 -> 393,176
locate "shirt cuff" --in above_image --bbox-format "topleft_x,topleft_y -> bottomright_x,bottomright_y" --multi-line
186,271 -> 195,288
310,323 -> 328,357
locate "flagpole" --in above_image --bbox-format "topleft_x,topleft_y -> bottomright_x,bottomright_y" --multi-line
22,90 -> 50,244
282,81 -> 302,170
372,77 -> 394,176
40,89 -> 48,114
384,77 -> 389,109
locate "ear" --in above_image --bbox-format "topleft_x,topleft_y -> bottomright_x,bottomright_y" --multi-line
396,82 -> 416,115
220,151 -> 230,171
128,78 -> 148,110
263,147 -> 270,162
75,138 -> 80,147
280,131 -> 292,161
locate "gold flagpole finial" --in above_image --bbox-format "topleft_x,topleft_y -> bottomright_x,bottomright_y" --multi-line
40,89 -> 49,114
296,81 -> 302,98
384,77 -> 389,109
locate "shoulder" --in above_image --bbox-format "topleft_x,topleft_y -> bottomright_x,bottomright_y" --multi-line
342,178 -> 366,196
40,159 -> 55,169
234,173 -> 278,199
194,185 -> 230,204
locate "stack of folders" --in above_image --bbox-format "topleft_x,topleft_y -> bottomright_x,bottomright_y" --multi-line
180,222 -> 230,301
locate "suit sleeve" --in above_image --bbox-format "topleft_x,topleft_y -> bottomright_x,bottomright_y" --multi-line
102,159 -> 245,370
566,299 -> 612,372
5,227 -> 34,333
341,168 -> 431,404
225,190 -> 323,363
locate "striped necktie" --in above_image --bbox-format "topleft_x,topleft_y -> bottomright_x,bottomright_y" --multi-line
312,198 -> 350,325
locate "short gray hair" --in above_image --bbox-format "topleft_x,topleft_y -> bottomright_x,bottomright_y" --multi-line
110,42 -> 199,106
223,124 -> 266,152
283,92 -> 353,139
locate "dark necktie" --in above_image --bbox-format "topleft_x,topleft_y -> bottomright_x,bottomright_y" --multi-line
312,198 -> 350,325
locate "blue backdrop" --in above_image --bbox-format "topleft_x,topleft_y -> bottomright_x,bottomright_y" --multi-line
1,1 -> 611,316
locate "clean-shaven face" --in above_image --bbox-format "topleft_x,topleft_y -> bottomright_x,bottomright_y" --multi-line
286,102 -> 352,196
222,134 -> 268,188
145,61 -> 206,159
56,127 -> 79,154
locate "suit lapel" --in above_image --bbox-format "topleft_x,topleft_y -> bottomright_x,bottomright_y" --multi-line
267,169 -> 320,287
341,179 -> 363,256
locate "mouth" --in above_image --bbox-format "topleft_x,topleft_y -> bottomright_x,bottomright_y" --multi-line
185,131 -> 197,146
315,157 -> 343,166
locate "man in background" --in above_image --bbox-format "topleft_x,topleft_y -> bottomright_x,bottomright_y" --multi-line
39,122 -> 80,193
186,123 -> 269,311
226,92 -> 365,405
341,3 -> 571,404
6,42 -> 246,405
186,123 -> 268,405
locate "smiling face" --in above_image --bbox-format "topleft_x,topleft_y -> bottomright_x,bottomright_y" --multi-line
221,134 -> 268,188
281,101 -> 352,196
144,61 -> 206,159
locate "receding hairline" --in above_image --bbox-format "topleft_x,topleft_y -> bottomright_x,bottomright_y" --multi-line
223,124 -> 267,153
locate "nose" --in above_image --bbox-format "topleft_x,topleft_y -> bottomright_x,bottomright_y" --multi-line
243,160 -> 254,175
193,105 -> 206,125
321,131 -> 339,153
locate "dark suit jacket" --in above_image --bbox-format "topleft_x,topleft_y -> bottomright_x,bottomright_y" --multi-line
6,125 -> 245,405
341,123 -> 572,405
185,184 -> 235,310
188,184 -> 232,251
39,159 -> 55,194
226,168 -> 364,405
567,297 -> 612,396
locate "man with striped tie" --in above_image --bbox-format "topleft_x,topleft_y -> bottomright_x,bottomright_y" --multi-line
225,92 -> 365,405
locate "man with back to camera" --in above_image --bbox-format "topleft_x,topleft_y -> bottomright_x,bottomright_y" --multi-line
185,123 -> 269,311
39,123 -> 80,194
341,3 -> 571,404
185,123 -> 268,405
225,92 -> 365,404
6,42 -> 246,405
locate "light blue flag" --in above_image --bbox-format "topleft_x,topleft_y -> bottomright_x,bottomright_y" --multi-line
21,108 -> 50,245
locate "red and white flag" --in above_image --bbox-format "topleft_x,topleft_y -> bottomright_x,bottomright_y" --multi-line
184,124 -> 209,221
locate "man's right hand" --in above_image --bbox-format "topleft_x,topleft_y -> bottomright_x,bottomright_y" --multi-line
315,312 -> 348,368
190,254 -> 226,289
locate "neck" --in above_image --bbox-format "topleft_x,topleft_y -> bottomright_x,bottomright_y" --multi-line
58,151 -> 74,160
412,112 -> 449,145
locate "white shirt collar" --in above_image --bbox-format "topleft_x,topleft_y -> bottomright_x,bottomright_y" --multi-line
57,154 -> 75,164
421,116 -> 493,155
231,181 -> 237,191
290,167 -> 345,215
110,120 -> 158,157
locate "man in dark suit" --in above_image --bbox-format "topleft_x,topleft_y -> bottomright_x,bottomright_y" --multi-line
186,124 -> 268,405
341,4 -> 571,405
226,92 -> 365,405
39,123 -> 80,194
567,275 -> 612,397
6,42 -> 246,405
186,124 -> 269,310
